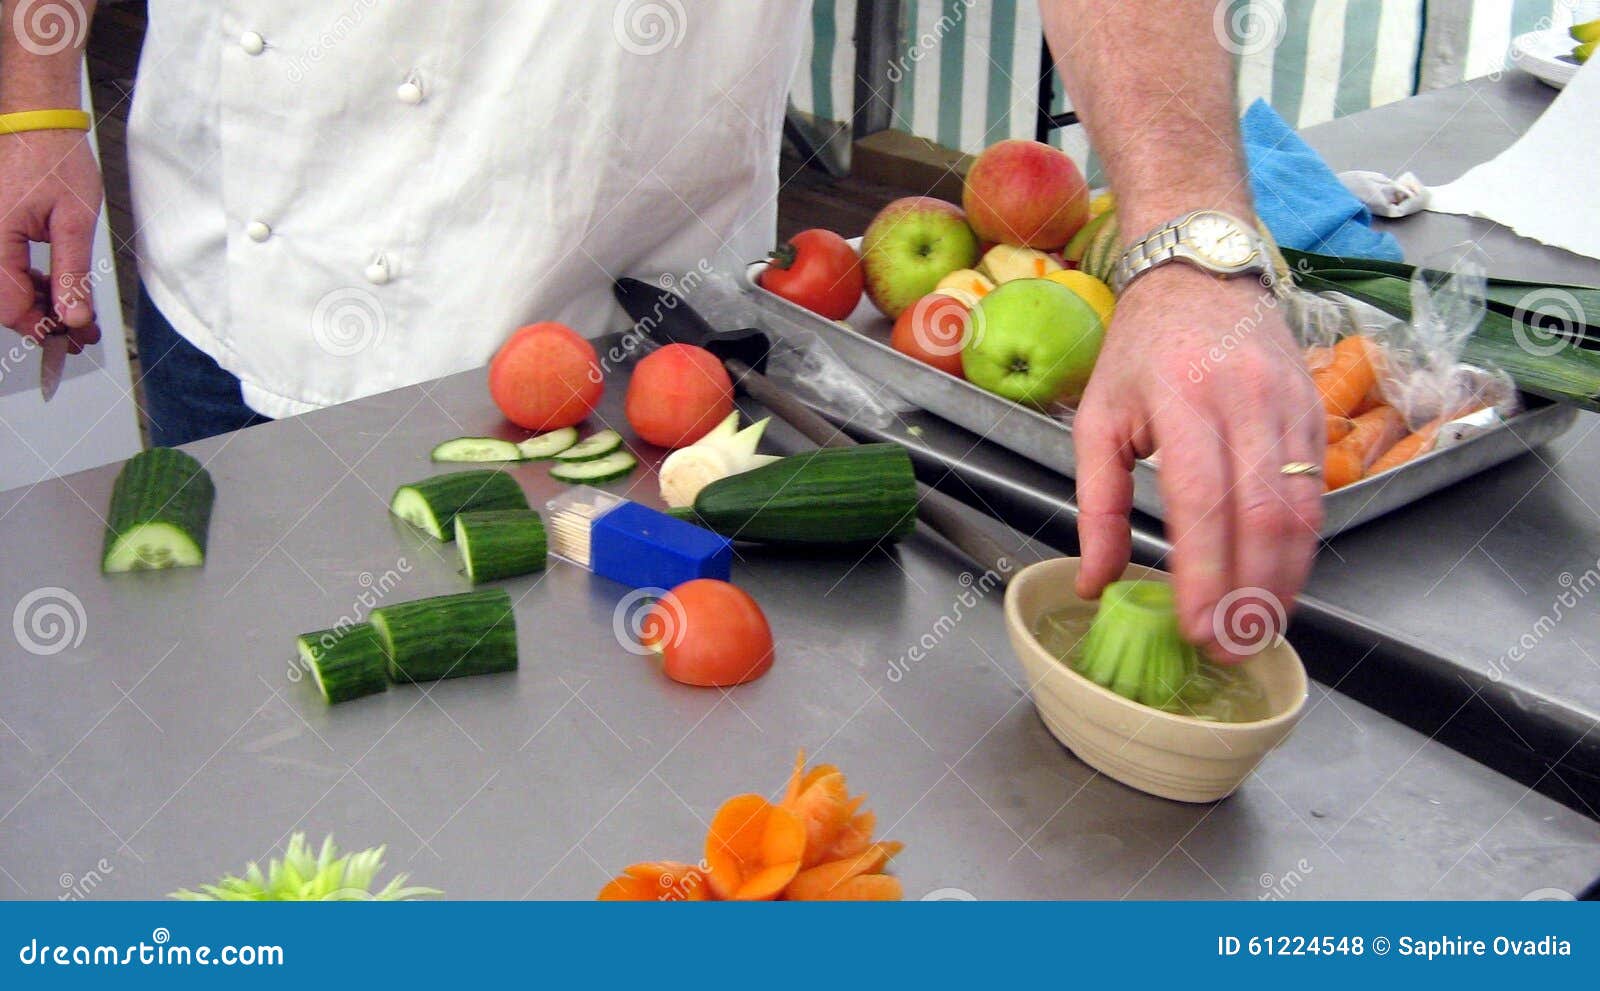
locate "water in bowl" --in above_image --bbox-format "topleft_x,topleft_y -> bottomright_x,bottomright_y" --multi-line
1033,606 -> 1271,723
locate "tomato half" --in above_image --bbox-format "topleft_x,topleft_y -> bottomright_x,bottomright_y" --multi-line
643,579 -> 775,687
488,322 -> 603,431
889,293 -> 971,377
625,343 -> 734,449
758,229 -> 864,320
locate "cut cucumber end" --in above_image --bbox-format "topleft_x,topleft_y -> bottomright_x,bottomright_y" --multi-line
297,638 -> 333,702
517,426 -> 580,460
550,451 -> 638,484
296,625 -> 389,704
454,515 -> 478,583
102,522 -> 205,572
551,429 -> 624,463
431,437 -> 524,463
390,487 -> 445,539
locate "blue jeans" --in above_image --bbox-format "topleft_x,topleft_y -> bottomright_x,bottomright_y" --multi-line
136,284 -> 271,447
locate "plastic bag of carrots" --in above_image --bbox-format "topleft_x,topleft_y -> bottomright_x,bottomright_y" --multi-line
1297,247 -> 1519,490
597,752 -> 904,902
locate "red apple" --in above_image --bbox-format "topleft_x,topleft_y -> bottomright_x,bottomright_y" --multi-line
962,140 -> 1089,250
860,197 -> 981,319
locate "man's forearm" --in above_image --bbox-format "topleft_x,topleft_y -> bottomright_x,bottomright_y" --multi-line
1041,0 -> 1253,239
0,1 -> 97,112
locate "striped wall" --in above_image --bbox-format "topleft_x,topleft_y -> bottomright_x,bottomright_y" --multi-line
790,1 -> 1593,161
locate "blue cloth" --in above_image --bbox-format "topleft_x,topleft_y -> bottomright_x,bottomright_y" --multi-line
1240,99 -> 1403,262
136,284 -> 271,447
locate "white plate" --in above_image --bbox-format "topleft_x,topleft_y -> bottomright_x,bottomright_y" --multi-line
1510,29 -> 1585,89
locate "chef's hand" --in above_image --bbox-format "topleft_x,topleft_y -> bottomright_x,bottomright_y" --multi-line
1072,264 -> 1324,661
0,131 -> 103,349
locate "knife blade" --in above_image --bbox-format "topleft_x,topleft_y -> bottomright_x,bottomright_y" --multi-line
39,331 -> 68,402
612,277 -> 774,374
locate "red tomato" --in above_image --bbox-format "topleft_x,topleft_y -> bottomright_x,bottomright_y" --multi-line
625,344 -> 734,449
758,229 -> 864,320
642,580 -> 774,688
889,293 -> 971,377
489,322 -> 603,431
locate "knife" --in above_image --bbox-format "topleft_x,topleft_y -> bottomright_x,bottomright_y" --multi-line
613,276 -> 1027,583
29,274 -> 70,402
39,331 -> 68,402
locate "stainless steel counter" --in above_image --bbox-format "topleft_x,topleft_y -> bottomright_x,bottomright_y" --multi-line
3,357 -> 1599,900
804,73 -> 1600,814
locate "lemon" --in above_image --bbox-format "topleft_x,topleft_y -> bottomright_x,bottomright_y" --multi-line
1088,191 -> 1115,219
1043,270 -> 1116,325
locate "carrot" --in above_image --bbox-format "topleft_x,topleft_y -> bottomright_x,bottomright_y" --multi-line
1366,404 -> 1487,477
784,841 -> 904,901
597,861 -> 709,901
1325,415 -> 1354,445
1312,335 -> 1381,417
1303,345 -> 1333,374
704,794 -> 806,900
820,874 -> 903,901
1323,404 -> 1408,490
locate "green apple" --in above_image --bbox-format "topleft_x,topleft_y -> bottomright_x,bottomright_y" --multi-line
861,197 -> 981,318
963,279 -> 1103,405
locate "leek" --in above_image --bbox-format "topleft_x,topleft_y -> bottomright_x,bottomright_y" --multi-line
1283,247 -> 1600,410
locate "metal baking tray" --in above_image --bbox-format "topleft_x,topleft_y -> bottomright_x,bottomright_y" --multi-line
743,261 -> 1578,538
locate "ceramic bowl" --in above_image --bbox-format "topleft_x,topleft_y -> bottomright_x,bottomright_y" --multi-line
1003,558 -> 1308,803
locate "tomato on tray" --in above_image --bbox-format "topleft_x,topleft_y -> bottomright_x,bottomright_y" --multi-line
625,343 -> 734,449
489,322 -> 603,431
758,229 -> 864,320
643,579 -> 774,687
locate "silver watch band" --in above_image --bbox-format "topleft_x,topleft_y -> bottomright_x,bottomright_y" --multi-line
1110,210 -> 1271,294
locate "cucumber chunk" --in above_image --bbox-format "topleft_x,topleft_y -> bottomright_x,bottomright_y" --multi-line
431,437 -> 524,463
455,509 -> 548,584
296,623 -> 388,704
551,429 -> 623,463
516,426 -> 580,460
102,448 -> 216,573
549,451 -> 638,484
390,470 -> 528,540
370,589 -> 518,683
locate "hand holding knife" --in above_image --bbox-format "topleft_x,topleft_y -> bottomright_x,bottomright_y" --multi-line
26,268 -> 99,402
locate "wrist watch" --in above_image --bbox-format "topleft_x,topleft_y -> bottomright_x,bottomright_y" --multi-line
1110,209 -> 1273,294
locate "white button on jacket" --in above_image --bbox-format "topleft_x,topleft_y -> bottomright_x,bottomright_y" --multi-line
128,1 -> 807,418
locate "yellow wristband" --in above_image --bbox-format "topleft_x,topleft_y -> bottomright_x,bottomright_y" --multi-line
0,110 -> 91,135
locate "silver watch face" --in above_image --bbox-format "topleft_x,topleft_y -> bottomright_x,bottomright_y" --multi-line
1186,213 -> 1257,267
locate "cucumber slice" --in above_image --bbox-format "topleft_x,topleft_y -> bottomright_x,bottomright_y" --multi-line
550,451 -> 638,484
296,623 -> 388,704
431,437 -> 524,463
102,448 -> 216,573
455,509 -> 547,584
516,426 -> 580,460
370,589 -> 518,683
390,470 -> 528,540
551,429 -> 623,462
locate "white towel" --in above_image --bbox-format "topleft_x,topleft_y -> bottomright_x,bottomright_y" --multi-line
1427,62 -> 1600,260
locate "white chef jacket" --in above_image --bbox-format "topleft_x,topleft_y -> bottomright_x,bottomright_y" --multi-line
128,1 -> 807,418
